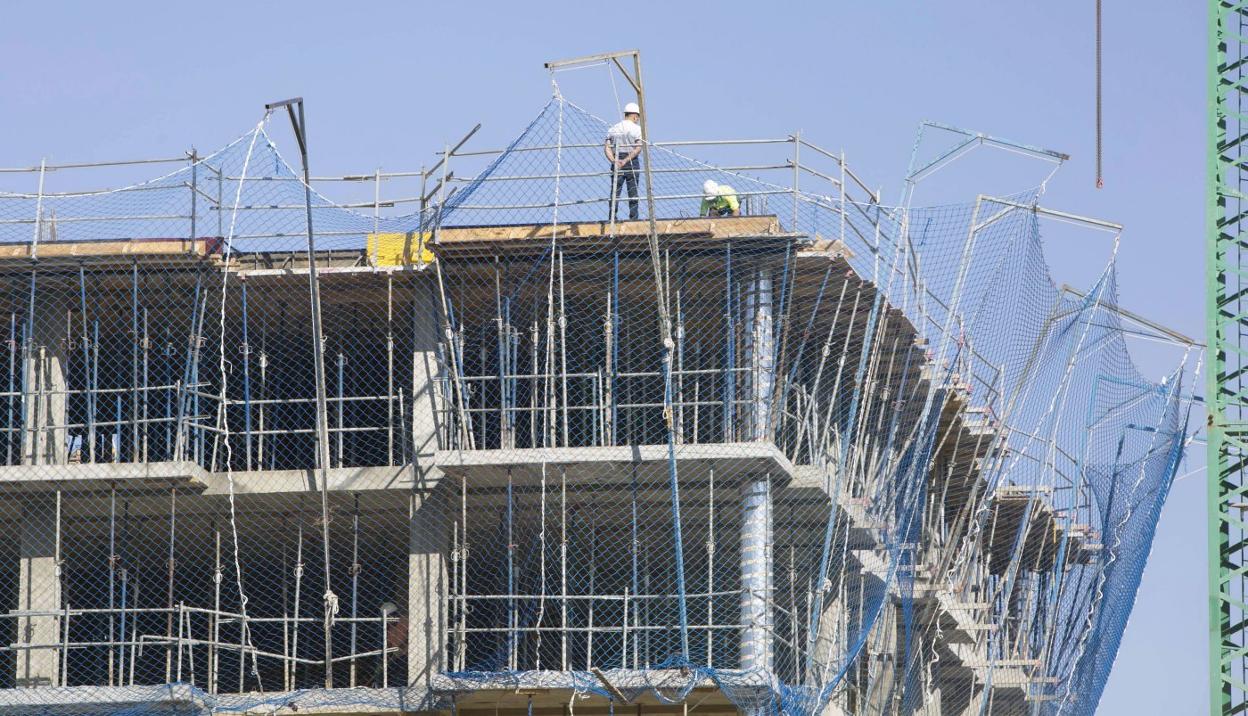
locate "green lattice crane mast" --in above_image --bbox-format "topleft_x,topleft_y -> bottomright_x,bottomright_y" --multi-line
1211,2 -> 1248,713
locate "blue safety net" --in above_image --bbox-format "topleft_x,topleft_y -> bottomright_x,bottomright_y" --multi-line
0,96 -> 1194,716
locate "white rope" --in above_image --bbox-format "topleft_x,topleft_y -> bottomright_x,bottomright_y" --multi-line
214,115 -> 271,688
606,62 -> 623,118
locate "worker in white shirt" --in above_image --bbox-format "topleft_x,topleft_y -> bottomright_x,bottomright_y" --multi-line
701,180 -> 741,217
605,102 -> 643,221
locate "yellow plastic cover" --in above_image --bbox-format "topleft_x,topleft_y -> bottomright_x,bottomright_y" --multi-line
367,231 -> 434,266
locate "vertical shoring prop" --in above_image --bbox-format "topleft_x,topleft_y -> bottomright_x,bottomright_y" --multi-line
291,509 -> 304,689
77,267 -> 94,463
113,395 -> 120,464
337,350 -> 346,468
560,465 -> 568,670
530,321 -> 539,447
281,514 -> 290,690
349,494 -> 361,687
545,254 -> 557,447
142,308 -> 149,461
387,275 -> 395,465
507,467 -> 516,670
451,510 -> 460,673
707,464 -> 716,665
6,313 -> 15,465
118,499 -> 130,685
610,249 -> 620,445
165,485 -> 178,682
508,281 -> 518,449
630,465 -> 639,668
127,550 -> 138,686
459,474 -> 468,670
53,489 -> 63,684
91,321 -> 99,462
495,257 -> 508,449
21,267 -> 36,464
191,287 -> 207,465
588,510 -> 597,668
724,242 -> 735,442
107,485 -> 116,686
174,274 -> 204,462
211,520 -> 221,695
258,304 -> 268,469
558,251 -> 570,447
675,263 -> 685,444
535,462 -> 548,668
164,324 -> 173,460
131,261 -> 140,461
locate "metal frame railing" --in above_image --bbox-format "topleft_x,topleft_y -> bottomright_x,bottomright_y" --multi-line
0,605 -> 401,691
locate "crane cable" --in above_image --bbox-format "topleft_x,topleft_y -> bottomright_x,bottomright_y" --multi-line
1096,0 -> 1104,189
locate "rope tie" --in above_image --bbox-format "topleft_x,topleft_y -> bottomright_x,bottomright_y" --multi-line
324,590 -> 340,624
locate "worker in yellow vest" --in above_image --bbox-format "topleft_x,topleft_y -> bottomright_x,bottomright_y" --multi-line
701,179 -> 740,217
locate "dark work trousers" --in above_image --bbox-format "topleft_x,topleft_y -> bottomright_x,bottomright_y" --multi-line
609,157 -> 640,221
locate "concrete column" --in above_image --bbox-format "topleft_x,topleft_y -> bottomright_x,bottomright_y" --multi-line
21,320 -> 68,466
863,604 -> 898,715
410,278 -> 442,459
739,476 -> 773,673
16,500 -> 60,686
742,268 -> 774,442
407,487 -> 447,690
806,583 -> 846,687
739,267 -> 776,676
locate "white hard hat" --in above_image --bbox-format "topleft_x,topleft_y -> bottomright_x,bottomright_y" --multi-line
623,102 -> 640,115
703,179 -> 719,199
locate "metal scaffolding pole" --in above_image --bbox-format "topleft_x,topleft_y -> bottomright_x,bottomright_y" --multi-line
263,97 -> 336,689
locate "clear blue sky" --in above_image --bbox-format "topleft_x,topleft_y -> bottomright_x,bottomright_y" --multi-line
0,1 -> 1205,711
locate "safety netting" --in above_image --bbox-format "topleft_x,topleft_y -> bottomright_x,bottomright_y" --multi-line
0,94 -> 1196,716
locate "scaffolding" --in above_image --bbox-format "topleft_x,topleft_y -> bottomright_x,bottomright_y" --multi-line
0,55 -> 1199,716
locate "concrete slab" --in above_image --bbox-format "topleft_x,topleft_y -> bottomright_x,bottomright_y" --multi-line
433,443 -> 796,489
0,462 -> 421,496
0,461 -> 209,493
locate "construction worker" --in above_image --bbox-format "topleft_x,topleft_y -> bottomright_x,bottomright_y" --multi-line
605,102 -> 643,221
367,603 -> 407,687
701,179 -> 740,217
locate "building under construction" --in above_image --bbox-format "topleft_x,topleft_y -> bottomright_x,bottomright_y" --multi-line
0,56 -> 1198,715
